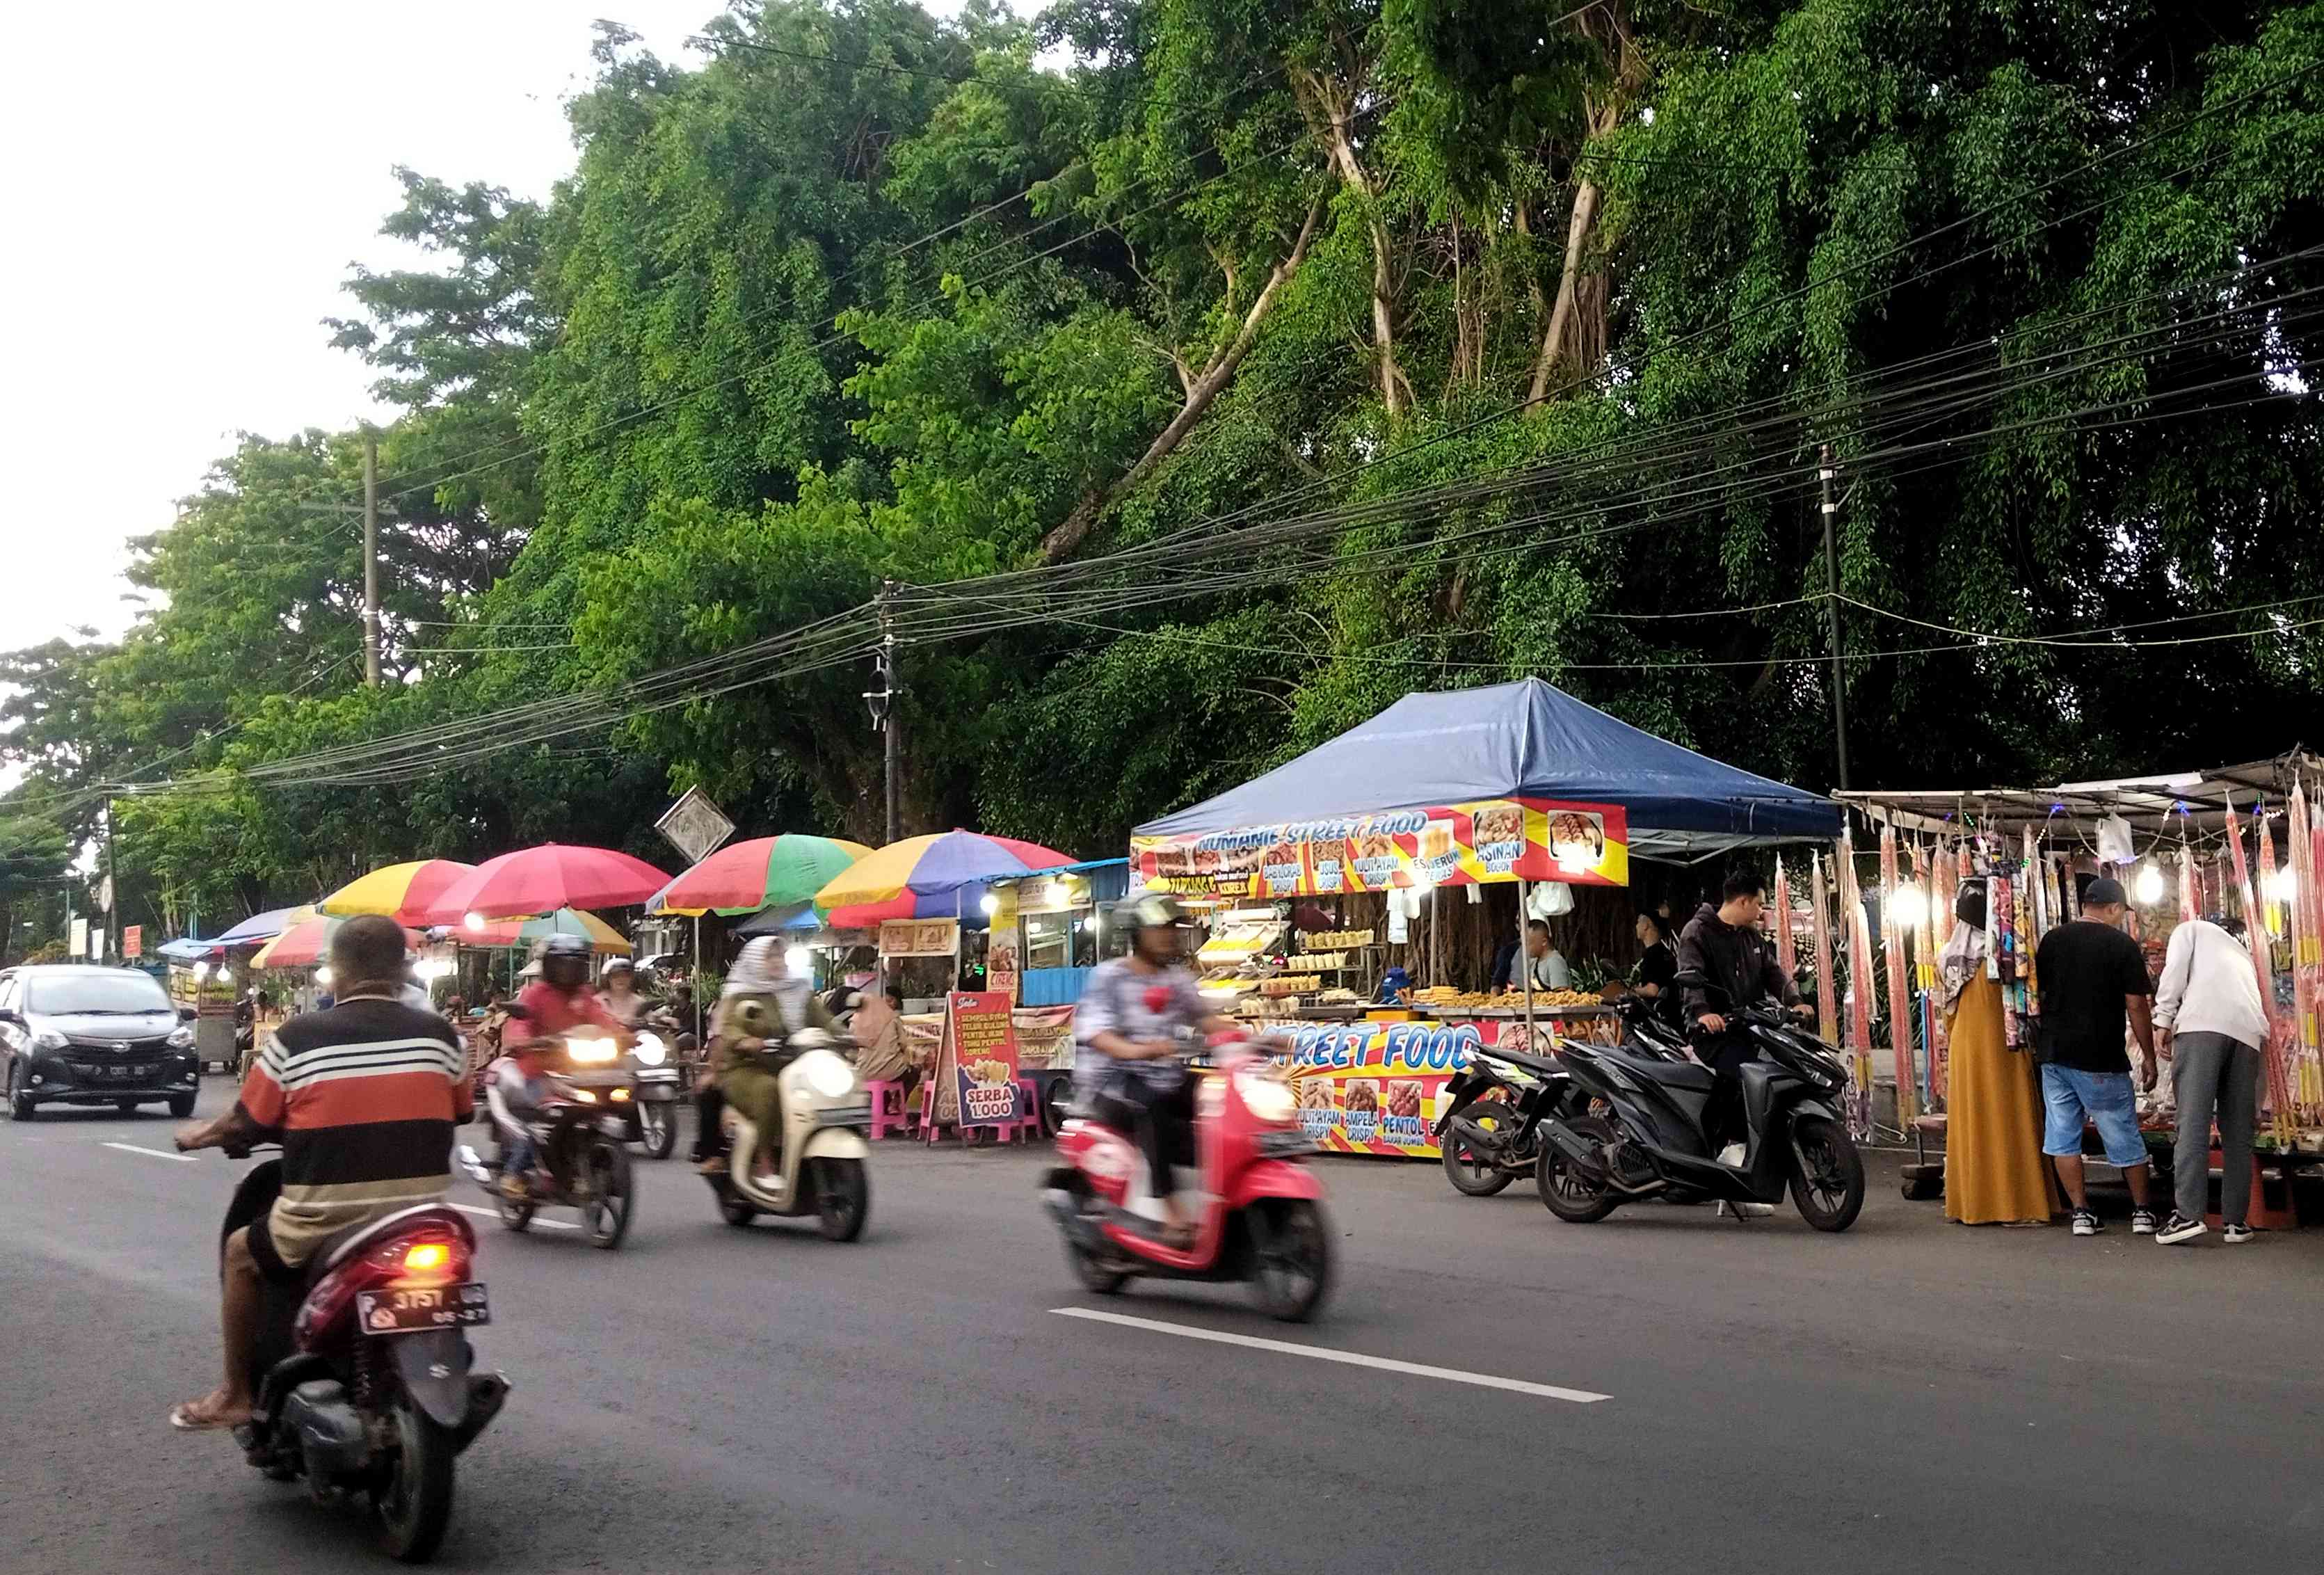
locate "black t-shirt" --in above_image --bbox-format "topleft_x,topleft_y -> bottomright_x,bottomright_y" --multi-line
1637,941 -> 1678,994
2033,920 -> 2153,1073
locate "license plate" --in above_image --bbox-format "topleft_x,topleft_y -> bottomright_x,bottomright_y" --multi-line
357,1282 -> 490,1336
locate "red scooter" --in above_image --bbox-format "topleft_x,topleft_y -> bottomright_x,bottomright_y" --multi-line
1041,1032 -> 1333,1322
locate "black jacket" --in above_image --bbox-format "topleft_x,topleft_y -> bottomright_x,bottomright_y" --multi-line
1675,904 -> 1800,1025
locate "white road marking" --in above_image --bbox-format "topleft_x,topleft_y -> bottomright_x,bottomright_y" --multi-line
452,1201 -> 579,1232
102,1142 -> 197,1163
1050,1307 -> 1610,1404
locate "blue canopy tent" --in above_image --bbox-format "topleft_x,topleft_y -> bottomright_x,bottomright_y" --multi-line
158,936 -> 224,964
209,906 -> 310,947
1135,678 -> 1839,862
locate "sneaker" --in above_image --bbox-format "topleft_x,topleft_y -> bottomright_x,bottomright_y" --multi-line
2071,1209 -> 2103,1236
1717,1142 -> 1746,1167
2131,1208 -> 2158,1236
498,1174 -> 529,1201
2223,1222 -> 2256,1244
2154,1213 -> 2206,1245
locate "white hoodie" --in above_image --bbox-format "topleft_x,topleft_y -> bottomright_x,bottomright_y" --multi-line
2152,920 -> 2271,1049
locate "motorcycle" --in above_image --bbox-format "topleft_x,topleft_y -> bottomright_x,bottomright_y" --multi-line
1533,973 -> 1866,1232
1434,1044 -> 1582,1197
623,1021 -> 682,1160
702,1023 -> 872,1240
1042,1030 -> 1333,1322
456,1032 -> 638,1249
214,1146 -> 507,1563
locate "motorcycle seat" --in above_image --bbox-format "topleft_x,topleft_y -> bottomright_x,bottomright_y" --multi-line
304,1201 -> 470,1285
1594,1044 -> 1716,1092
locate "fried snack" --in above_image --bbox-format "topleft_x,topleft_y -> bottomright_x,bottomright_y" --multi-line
1548,812 -> 1605,859
1296,1078 -> 1336,1112
1472,804 -> 1523,845
1418,824 -> 1454,860
968,1057 -> 1013,1085
1386,1080 -> 1423,1119
1343,1078 -> 1380,1115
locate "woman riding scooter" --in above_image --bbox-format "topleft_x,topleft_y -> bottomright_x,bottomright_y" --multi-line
696,938 -> 838,1182
1073,895 -> 1240,1246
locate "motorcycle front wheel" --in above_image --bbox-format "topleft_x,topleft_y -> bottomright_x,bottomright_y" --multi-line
636,1101 -> 677,1160
1535,1115 -> 1619,1223
1249,1199 -> 1333,1322
1788,1114 -> 1866,1232
1440,1111 -> 1516,1197
374,1394 -> 456,1563
812,1157 -> 869,1242
583,1139 -> 634,1249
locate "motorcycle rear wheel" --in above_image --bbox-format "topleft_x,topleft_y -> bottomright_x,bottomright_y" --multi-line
374,1394 -> 456,1564
636,1102 -> 677,1160
494,1192 -> 534,1233
1441,1114 -> 1516,1197
1788,1114 -> 1866,1232
1536,1116 -> 1619,1223
1249,1199 -> 1333,1322
583,1140 -> 634,1249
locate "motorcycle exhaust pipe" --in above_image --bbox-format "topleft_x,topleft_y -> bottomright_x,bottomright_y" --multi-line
279,1379 -> 370,1480
451,1372 -> 510,1455
1539,1122 -> 1603,1171
1444,1114 -> 1507,1155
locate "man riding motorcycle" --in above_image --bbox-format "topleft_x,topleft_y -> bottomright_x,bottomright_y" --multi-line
497,933 -> 627,1197
1073,895 -> 1240,1245
1676,870 -> 1816,1161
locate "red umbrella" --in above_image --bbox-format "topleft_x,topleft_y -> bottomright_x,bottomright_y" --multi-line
417,843 -> 673,925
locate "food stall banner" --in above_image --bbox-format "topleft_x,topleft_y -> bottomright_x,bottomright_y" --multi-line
879,918 -> 960,959
1132,798 -> 1628,897
936,991 -> 1024,1126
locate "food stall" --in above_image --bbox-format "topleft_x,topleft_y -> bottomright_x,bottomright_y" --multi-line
1133,678 -> 1841,1157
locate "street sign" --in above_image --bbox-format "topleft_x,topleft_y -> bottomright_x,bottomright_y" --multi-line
70,918 -> 87,957
96,874 -> 114,914
655,787 -> 735,867
123,925 -> 143,959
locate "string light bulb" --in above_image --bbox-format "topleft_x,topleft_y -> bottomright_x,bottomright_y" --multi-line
2134,861 -> 2166,906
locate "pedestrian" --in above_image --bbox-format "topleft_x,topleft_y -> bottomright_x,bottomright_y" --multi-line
2030,876 -> 2160,1236
2152,915 -> 2271,1245
1937,880 -> 2057,1225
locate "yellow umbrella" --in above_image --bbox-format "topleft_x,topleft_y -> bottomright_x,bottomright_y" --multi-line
318,860 -> 476,923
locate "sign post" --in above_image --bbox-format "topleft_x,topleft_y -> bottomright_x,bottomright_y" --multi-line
655,787 -> 735,1044
931,990 -> 1023,1135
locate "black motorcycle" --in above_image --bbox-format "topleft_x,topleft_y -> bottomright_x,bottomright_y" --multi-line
1434,1044 -> 1580,1197
1534,973 -> 1866,1231
215,1150 -> 507,1562
458,1044 -> 638,1249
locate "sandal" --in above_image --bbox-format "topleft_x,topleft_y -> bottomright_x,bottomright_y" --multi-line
169,1394 -> 250,1432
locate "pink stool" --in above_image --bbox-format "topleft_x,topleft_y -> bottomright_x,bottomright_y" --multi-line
865,1080 -> 916,1140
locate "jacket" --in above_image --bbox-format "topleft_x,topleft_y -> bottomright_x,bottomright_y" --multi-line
1676,903 -> 1800,1025
2152,919 -> 2271,1048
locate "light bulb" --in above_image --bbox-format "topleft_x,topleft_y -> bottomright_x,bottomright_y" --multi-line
784,946 -> 811,975
217,970 -> 234,987
979,893 -> 1000,916
463,911 -> 486,932
2266,865 -> 2295,904
2134,862 -> 2165,906
1886,884 -> 1928,931
315,966 -> 333,986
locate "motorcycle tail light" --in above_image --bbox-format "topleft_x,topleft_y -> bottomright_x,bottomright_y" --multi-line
373,1230 -> 469,1286
403,1242 -> 449,1274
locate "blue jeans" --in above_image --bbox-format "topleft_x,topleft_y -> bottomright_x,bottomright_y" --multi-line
501,1073 -> 550,1175
2039,1064 -> 2147,1168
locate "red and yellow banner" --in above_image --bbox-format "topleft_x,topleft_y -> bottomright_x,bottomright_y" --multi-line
1132,798 -> 1628,898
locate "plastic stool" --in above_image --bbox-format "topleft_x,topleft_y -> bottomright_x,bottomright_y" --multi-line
865,1080 -> 915,1141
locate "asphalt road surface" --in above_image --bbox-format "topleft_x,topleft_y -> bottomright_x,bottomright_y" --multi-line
4,1086 -> 2320,1574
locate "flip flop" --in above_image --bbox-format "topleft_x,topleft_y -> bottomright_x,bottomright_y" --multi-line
168,1402 -> 246,1432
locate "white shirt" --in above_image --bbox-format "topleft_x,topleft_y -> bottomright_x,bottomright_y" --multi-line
2152,920 -> 2270,1048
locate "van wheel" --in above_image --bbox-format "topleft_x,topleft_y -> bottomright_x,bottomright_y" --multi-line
8,1068 -> 35,1122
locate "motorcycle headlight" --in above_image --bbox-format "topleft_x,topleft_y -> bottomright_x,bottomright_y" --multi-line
630,1033 -> 666,1067
564,1034 -> 619,1064
31,1029 -> 69,1052
1235,1069 -> 1297,1124
167,1025 -> 196,1050
803,1054 -> 856,1100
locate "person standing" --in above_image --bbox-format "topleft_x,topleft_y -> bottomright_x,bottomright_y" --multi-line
2030,877 -> 2159,1236
2152,916 -> 2271,1245
1632,911 -> 1678,1019
1937,881 -> 2057,1225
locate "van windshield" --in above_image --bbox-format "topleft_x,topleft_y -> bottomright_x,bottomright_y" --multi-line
25,972 -> 173,1016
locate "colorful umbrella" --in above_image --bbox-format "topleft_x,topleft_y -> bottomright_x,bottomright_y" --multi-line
648,834 -> 873,917
812,830 -> 1075,928
417,843 -> 673,925
453,907 -> 632,957
253,916 -> 424,970
318,860 -> 478,923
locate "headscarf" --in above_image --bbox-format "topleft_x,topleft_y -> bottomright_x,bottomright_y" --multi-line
721,936 -> 814,1038
1935,909 -> 1989,1015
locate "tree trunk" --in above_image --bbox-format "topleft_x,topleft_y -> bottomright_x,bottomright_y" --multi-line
1295,68 -> 1409,421
1039,193 -> 1327,563
1528,175 -> 1605,406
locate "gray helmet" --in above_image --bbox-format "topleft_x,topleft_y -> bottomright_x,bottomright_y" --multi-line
1123,893 -> 1192,932
541,932 -> 591,987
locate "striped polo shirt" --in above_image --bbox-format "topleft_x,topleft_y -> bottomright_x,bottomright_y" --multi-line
236,995 -> 474,1264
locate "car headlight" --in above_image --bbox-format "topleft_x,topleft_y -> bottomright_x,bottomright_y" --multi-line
565,1034 -> 620,1064
1235,1069 -> 1297,1124
630,1033 -> 666,1067
167,1025 -> 196,1050
31,1029 -> 69,1052
803,1055 -> 856,1099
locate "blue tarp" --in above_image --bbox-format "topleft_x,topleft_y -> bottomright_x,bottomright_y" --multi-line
157,936 -> 223,963
1135,678 -> 1839,860
209,906 -> 307,945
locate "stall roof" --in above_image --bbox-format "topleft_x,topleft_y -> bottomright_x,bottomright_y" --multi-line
209,905 -> 312,946
158,936 -> 223,963
1134,678 -> 1840,859
1836,753 -> 2320,843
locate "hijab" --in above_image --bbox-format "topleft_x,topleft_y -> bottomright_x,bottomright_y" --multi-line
722,936 -> 814,1036
1935,880 -> 1990,1016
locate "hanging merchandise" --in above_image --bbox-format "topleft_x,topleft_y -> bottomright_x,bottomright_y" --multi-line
1990,861 -> 2020,1047
1879,828 -> 1917,1121
2095,813 -> 2137,866
1810,851 -> 1839,1048
2258,811 -> 2282,941
2177,846 -> 2198,925
2291,782 -> 2324,1119
1913,842 -> 1947,1108
2221,799 -> 2295,1144
2017,831 -> 2042,1025
1838,831 -> 1882,1135
1528,881 -> 1574,919
1772,856 -> 1797,979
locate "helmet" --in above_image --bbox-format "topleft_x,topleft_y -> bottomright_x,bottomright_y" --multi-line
1123,893 -> 1192,932
602,957 -> 634,981
541,933 -> 591,989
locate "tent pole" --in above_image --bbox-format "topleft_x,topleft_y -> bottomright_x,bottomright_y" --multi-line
693,913 -> 703,1044
1518,879 -> 1536,1050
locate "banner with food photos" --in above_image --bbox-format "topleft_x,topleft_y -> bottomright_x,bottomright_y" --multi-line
938,990 -> 1025,1128
1131,797 -> 1628,898
1268,1012 -> 1621,1158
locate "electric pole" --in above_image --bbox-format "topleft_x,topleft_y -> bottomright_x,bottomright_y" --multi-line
363,433 -> 382,687
1819,443 -> 1851,791
867,581 -> 903,844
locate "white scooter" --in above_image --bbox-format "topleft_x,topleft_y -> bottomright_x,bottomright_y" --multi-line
703,1025 -> 872,1240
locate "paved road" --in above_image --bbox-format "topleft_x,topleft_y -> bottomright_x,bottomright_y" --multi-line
3,1086 -> 2319,1574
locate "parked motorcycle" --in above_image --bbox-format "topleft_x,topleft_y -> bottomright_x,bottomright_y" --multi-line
702,1024 -> 872,1240
1042,1030 -> 1333,1322
458,1032 -> 638,1248
1534,973 -> 1866,1231
1434,1044 -> 1582,1197
215,1148 -> 507,1563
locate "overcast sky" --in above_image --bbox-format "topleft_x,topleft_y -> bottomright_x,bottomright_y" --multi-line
5,1 -> 1002,652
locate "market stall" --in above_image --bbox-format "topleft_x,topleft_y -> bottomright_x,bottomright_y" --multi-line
1132,678 -> 1841,1157
1838,753 -> 2324,1222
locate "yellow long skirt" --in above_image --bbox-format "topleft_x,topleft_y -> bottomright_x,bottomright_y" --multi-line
1944,972 -> 2060,1224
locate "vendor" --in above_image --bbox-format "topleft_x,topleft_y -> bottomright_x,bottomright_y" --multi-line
1632,911 -> 1678,1014
1490,919 -> 1571,991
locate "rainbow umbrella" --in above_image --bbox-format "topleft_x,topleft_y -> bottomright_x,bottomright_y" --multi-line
812,831 -> 1075,928
648,835 -> 873,917
318,860 -> 477,924
453,907 -> 632,957
253,915 -> 424,970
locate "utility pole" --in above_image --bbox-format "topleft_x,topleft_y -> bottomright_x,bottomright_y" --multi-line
870,582 -> 902,844
1818,444 -> 1851,791
103,796 -> 119,963
362,433 -> 382,687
